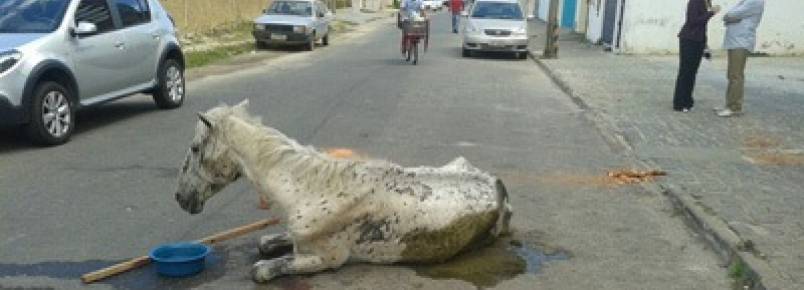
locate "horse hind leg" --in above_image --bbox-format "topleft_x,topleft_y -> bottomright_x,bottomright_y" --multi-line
492,179 -> 513,237
259,232 -> 293,258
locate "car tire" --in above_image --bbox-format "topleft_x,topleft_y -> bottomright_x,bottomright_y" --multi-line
462,48 -> 470,57
322,33 -> 329,46
306,33 -> 316,51
25,81 -> 75,145
152,58 -> 185,109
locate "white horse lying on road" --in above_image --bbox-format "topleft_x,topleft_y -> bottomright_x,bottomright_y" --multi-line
175,100 -> 513,283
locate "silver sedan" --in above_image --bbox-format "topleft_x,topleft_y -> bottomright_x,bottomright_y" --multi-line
461,0 -> 531,59
253,0 -> 334,51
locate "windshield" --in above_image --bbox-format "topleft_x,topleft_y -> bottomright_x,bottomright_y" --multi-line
0,0 -> 70,33
471,2 -> 523,20
265,1 -> 312,16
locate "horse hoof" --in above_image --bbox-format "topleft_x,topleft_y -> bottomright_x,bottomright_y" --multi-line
251,261 -> 273,283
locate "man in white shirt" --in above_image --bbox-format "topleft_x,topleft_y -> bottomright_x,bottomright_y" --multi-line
716,0 -> 765,117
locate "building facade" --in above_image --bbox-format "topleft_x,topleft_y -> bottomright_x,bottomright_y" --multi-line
583,0 -> 803,55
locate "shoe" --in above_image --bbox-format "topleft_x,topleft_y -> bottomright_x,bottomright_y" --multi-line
716,109 -> 741,117
683,108 -> 691,113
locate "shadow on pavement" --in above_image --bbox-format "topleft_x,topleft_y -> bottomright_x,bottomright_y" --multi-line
0,98 -> 161,153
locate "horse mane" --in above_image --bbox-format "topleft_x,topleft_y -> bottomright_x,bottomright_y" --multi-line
208,101 -> 393,194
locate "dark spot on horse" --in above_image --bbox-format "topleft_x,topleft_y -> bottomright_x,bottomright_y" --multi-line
356,219 -> 390,244
337,192 -> 347,198
297,215 -> 303,220
321,200 -> 328,205
368,247 -> 374,254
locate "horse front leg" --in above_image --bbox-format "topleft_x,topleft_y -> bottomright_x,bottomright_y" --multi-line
251,242 -> 350,283
258,232 -> 293,257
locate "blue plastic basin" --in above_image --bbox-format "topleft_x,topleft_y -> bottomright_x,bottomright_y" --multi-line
149,242 -> 211,277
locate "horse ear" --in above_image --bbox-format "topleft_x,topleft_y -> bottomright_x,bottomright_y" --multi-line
236,99 -> 250,110
198,113 -> 214,129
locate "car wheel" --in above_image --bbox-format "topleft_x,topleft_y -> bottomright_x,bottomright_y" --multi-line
25,81 -> 74,145
519,52 -> 528,60
306,33 -> 316,51
322,33 -> 329,46
462,48 -> 470,57
153,58 -> 185,109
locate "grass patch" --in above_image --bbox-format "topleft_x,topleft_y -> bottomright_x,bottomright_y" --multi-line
728,259 -> 753,289
185,42 -> 255,68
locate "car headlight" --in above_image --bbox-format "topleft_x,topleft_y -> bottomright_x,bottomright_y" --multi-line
254,23 -> 265,31
465,23 -> 479,33
0,50 -> 22,74
293,26 -> 307,34
512,27 -> 526,36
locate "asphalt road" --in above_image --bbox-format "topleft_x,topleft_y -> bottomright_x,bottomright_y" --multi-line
1,12 -> 730,290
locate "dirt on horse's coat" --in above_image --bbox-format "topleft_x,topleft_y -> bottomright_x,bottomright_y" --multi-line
174,100 -> 513,283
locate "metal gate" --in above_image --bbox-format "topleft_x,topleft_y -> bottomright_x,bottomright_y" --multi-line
601,0 -> 617,45
561,0 -> 577,28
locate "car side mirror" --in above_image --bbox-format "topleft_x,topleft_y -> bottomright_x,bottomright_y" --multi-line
527,14 -> 535,20
73,22 -> 98,36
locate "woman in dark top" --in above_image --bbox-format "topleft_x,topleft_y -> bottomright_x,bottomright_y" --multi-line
673,0 -> 720,112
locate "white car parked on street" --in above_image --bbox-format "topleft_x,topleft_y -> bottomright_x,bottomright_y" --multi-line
422,0 -> 443,10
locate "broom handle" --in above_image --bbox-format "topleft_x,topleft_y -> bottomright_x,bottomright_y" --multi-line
81,218 -> 280,284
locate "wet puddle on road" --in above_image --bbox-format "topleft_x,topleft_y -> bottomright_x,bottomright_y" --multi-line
415,239 -> 569,288
0,244 -> 236,289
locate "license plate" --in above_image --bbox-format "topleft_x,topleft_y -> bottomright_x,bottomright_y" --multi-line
271,34 -> 287,41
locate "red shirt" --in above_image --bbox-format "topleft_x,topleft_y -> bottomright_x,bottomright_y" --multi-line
450,0 -> 464,14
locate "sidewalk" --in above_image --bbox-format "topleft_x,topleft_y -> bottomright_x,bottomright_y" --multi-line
527,20 -> 804,290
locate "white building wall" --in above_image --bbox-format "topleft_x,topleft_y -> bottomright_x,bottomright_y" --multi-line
586,0 -> 605,43
619,0 -> 804,55
538,0 -> 549,20
575,0 -> 588,33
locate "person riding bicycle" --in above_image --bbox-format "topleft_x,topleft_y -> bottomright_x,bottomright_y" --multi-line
400,0 -> 425,52
401,0 -> 425,20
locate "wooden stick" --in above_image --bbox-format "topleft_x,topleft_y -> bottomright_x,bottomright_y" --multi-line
81,218 -> 281,284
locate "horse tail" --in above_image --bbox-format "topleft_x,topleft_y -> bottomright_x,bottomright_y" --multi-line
493,178 -> 513,237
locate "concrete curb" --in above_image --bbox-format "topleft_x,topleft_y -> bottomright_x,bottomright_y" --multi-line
526,50 -> 782,290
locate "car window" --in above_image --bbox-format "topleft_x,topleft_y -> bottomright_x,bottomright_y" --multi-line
115,0 -> 150,27
471,2 -> 523,20
266,1 -> 312,16
75,0 -> 115,33
0,0 -> 71,33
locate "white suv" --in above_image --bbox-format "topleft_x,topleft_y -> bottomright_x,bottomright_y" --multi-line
0,0 -> 185,145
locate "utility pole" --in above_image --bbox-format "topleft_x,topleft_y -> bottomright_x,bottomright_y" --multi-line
543,0 -> 559,58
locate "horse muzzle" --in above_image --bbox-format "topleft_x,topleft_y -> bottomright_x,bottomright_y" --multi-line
176,192 -> 204,215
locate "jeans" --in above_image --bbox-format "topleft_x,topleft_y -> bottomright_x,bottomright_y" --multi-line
673,39 -> 706,110
452,14 -> 460,32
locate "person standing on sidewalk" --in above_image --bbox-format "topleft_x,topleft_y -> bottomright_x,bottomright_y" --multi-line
715,0 -> 765,117
449,0 -> 465,33
672,0 -> 720,112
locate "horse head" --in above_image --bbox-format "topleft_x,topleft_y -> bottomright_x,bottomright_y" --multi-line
175,103 -> 248,214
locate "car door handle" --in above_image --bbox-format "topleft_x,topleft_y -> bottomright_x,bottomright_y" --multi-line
151,32 -> 161,40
